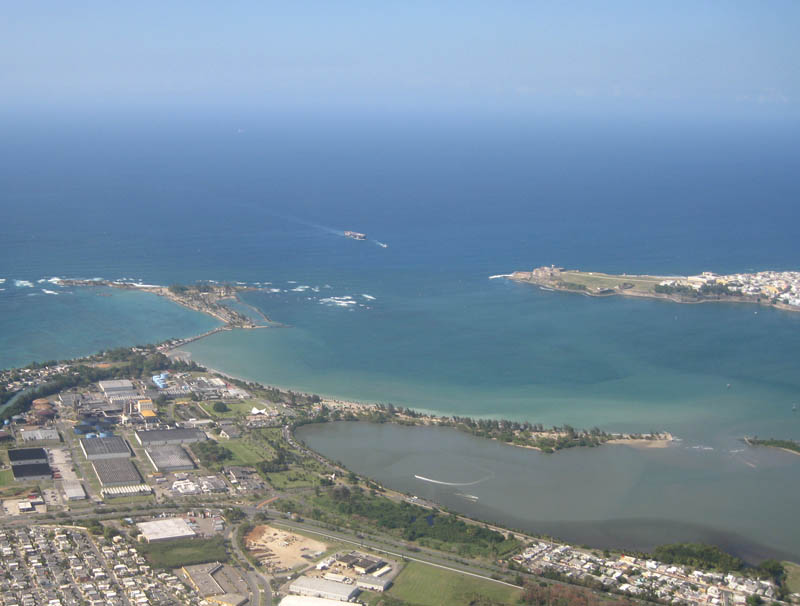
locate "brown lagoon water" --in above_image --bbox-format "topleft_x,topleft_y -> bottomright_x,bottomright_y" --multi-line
297,421 -> 800,563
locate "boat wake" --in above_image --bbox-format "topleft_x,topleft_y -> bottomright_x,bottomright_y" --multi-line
414,473 -> 492,487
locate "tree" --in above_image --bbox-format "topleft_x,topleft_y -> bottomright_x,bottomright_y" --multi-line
213,401 -> 229,413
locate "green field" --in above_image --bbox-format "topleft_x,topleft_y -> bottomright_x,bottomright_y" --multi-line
0,468 -> 14,486
138,536 -> 229,568
201,399 -> 267,418
555,270 -> 663,294
266,469 -> 317,490
225,438 -> 273,465
376,561 -> 521,606
784,561 -> 800,593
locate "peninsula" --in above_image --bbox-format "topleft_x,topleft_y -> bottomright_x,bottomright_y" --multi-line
506,266 -> 800,311
55,278 -> 272,328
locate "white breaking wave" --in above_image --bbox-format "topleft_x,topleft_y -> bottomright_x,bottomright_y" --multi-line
319,296 -> 357,308
0,278 -> 5,284
15,280 -> 34,288
361,294 -> 376,300
488,274 -> 512,279
414,473 -> 492,487
41,289 -> 59,295
291,285 -> 310,292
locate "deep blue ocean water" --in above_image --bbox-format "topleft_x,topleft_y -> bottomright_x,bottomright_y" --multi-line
1,111 -> 799,554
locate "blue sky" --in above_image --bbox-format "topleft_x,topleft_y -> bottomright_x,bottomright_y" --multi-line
3,1 -> 799,119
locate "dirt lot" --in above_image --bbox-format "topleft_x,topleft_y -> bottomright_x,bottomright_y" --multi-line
245,525 -> 327,573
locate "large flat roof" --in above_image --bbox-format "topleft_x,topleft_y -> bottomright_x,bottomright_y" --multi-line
98,379 -> 134,391
12,463 -> 52,479
144,445 -> 195,471
135,428 -> 207,444
80,436 -> 130,458
289,576 -> 360,599
92,458 -> 142,486
137,517 -> 196,542
8,448 -> 47,462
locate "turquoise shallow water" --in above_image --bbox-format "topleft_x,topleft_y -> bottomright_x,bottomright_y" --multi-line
184,281 -> 800,446
0,286 -> 220,369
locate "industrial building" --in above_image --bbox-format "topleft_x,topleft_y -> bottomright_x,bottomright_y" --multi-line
137,517 -> 196,542
356,575 -> 392,592
62,480 -> 87,500
19,427 -> 60,443
98,379 -> 135,395
288,577 -> 360,602
279,597 -> 355,606
12,463 -> 52,481
8,448 -> 48,466
144,444 -> 195,472
79,436 -> 131,460
135,428 -> 207,446
91,458 -> 142,487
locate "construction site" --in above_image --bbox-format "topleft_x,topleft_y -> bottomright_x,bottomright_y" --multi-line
244,525 -> 328,573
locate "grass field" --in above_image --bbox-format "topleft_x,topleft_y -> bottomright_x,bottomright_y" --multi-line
266,469 -> 317,490
0,468 -> 14,486
201,400 -> 268,419
138,536 -> 229,568
225,438 -> 273,465
784,561 -> 800,593
377,561 -> 521,606
557,270 -> 664,293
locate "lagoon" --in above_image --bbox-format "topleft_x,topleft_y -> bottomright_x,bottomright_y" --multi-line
297,421 -> 800,563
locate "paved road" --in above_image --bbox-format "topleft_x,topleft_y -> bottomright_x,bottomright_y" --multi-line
230,525 -> 272,606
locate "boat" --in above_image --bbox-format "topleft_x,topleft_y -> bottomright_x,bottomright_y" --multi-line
344,231 -> 366,240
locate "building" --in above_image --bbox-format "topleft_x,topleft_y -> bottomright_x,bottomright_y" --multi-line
279,597 -> 356,606
98,379 -> 135,395
356,575 -> 392,592
137,398 -> 156,413
8,447 -> 48,466
137,517 -> 196,542
80,436 -> 131,460
288,577 -> 360,602
144,445 -> 195,472
62,480 -> 87,500
219,426 -> 242,439
135,428 -> 207,446
12,463 -> 52,481
19,427 -> 60,443
92,458 -> 142,487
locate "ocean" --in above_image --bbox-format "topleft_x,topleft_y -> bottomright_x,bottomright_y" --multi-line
1,110 -> 798,556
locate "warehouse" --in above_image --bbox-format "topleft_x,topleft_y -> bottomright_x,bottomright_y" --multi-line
12,463 -> 52,481
98,379 -> 135,394
279,597 -> 355,606
8,448 -> 48,466
144,444 -> 195,472
62,481 -> 87,500
92,458 -> 142,487
137,517 -> 196,542
80,436 -> 131,460
288,577 -> 360,602
20,428 -> 60,443
135,428 -> 207,446
356,575 -> 392,592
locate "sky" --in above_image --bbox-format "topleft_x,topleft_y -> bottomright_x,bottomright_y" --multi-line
2,1 -> 799,121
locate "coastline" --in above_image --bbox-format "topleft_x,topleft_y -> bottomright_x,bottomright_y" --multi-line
505,268 -> 800,313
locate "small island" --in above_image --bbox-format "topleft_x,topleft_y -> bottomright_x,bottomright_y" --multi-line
505,266 -> 800,311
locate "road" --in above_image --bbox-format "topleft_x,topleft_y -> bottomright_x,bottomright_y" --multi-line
230,524 -> 272,606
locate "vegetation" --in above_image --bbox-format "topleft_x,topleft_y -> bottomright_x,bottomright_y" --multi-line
379,561 -> 521,606
138,536 -> 229,568
313,485 -> 518,557
190,440 -> 233,467
652,544 -> 786,586
521,581 -> 636,606
747,438 -> 800,454
212,401 -> 229,413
